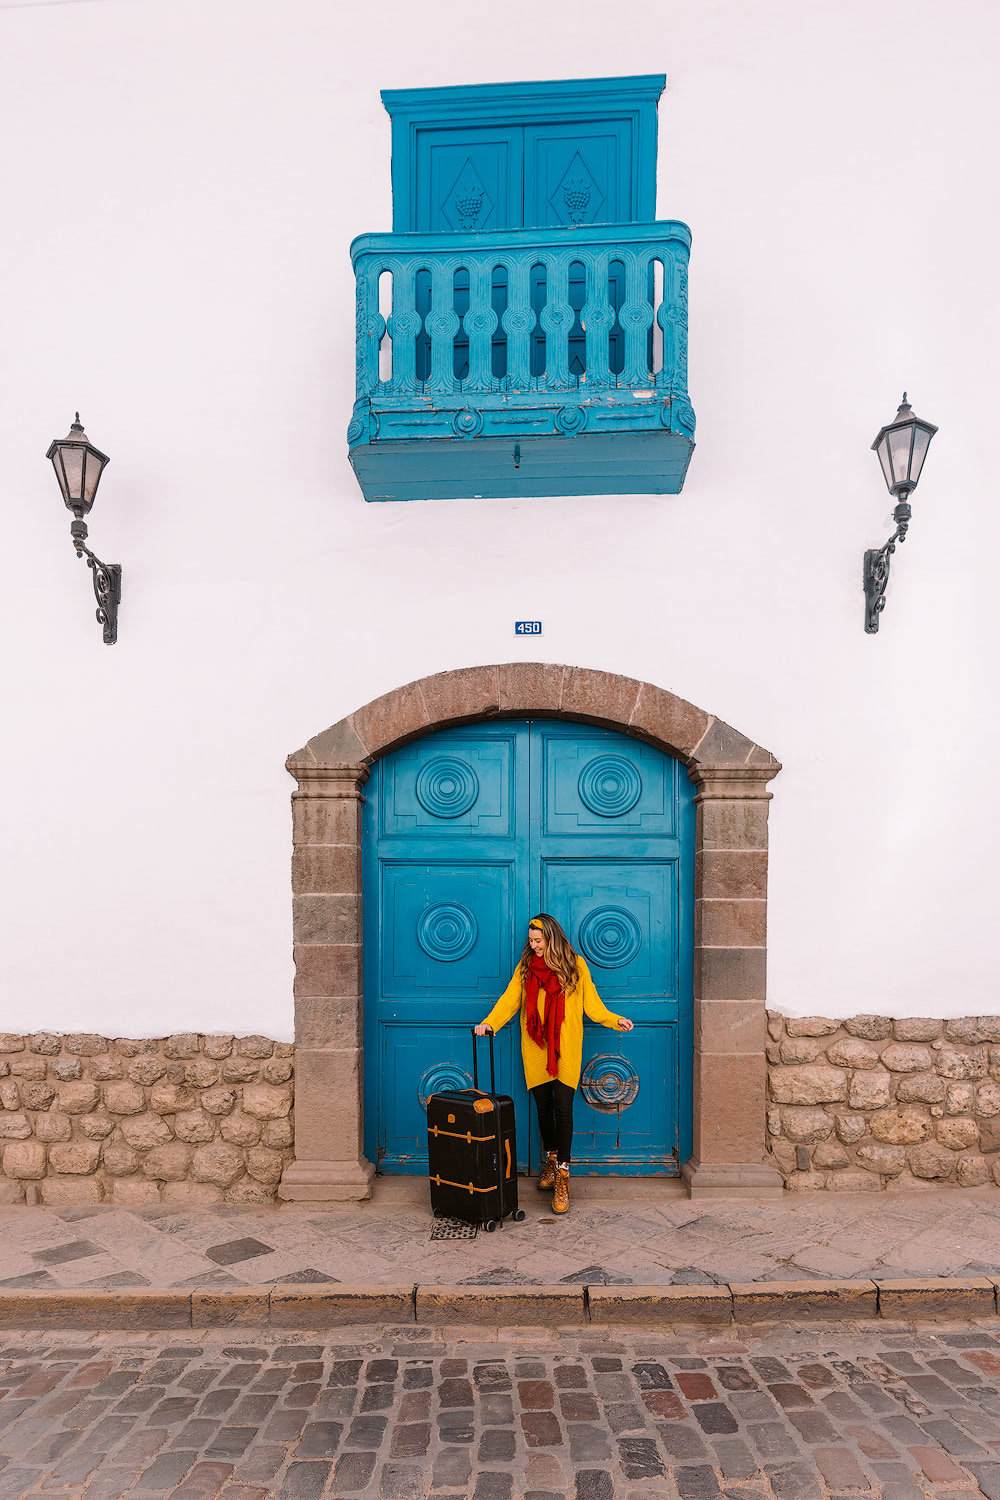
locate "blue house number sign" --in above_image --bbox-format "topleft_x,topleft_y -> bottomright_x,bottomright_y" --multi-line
515,621 -> 542,635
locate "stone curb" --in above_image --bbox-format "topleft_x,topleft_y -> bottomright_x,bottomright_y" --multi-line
416,1285 -> 584,1327
588,1284 -> 733,1325
0,1278 -> 996,1330
730,1279 -> 878,1322
875,1276 -> 998,1320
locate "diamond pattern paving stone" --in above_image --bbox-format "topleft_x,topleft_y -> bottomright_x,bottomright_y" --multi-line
272,1267 -> 338,1282
203,1236 -> 275,1265
560,1264 -> 633,1284
83,1269 -> 152,1287
31,1238 -> 103,1265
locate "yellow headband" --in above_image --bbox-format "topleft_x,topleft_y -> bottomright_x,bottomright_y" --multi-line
529,919 -> 544,931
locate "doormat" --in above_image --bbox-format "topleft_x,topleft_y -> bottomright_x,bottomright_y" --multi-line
430,1216 -> 479,1241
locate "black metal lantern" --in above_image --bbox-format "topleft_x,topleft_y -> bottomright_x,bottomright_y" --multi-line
45,414 -> 121,645
46,414 -> 110,515
863,393 -> 937,633
871,393 -> 938,498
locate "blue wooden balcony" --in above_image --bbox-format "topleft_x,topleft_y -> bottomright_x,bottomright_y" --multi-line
347,222 -> 695,501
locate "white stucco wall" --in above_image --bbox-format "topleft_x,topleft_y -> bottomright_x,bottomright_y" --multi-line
1,0 -> 997,1036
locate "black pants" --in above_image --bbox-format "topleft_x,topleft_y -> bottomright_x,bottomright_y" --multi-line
531,1079 -> 574,1164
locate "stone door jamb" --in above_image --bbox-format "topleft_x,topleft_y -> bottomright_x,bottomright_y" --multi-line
279,664 -> 781,1203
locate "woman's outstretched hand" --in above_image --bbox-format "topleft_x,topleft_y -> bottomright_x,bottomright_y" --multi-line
474,1023 -> 493,1036
617,1017 -> 634,1032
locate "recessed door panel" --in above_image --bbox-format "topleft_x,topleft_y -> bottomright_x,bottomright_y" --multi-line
380,862 -> 513,1001
542,733 -> 677,836
525,120 -> 633,228
540,860 -> 677,1003
414,127 -> 523,232
572,1023 -> 676,1167
378,1021 -> 521,1171
381,733 -> 515,837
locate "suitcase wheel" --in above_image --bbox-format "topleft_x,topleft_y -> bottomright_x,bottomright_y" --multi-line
483,1219 -> 497,1233
513,1209 -> 526,1222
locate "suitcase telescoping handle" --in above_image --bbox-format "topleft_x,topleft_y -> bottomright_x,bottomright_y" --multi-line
472,1027 -> 504,1230
471,1027 -> 496,1094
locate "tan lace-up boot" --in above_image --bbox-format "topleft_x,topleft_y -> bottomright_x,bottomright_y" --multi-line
537,1151 -> 558,1190
552,1163 -> 570,1213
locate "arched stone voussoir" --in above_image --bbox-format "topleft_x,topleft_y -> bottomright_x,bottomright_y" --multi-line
292,662 -> 779,774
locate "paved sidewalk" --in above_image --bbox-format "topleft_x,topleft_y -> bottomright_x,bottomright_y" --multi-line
2,1318 -> 1000,1498
1,1185 -> 1000,1292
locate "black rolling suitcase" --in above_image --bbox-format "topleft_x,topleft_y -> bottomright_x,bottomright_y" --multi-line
426,1029 -> 525,1232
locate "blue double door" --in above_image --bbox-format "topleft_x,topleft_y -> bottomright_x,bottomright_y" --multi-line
412,119 -> 633,384
362,720 -> 694,1176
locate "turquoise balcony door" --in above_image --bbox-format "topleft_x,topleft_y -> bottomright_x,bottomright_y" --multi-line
414,120 -> 635,233
362,720 -> 694,1177
413,117 -> 631,383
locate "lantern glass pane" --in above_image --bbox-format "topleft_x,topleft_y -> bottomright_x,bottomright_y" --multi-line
59,445 -> 86,503
49,452 -> 70,504
82,449 -> 107,506
909,425 -> 932,485
887,424 -> 914,487
876,435 -> 894,491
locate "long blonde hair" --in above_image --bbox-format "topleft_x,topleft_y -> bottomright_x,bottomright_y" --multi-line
519,913 -> 579,994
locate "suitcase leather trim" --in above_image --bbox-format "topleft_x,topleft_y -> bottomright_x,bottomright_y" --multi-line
427,1092 -> 495,1114
428,1126 -> 494,1143
431,1174 -> 499,1194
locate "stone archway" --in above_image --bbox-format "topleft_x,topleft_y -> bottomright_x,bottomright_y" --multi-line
278,665 -> 782,1202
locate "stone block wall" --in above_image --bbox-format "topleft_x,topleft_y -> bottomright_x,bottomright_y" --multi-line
767,1013 -> 1000,1191
0,1033 -> 294,1206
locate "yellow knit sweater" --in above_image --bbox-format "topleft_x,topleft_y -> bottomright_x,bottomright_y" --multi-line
480,956 -> 625,1090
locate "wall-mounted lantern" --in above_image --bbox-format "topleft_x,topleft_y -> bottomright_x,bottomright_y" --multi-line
864,393 -> 937,633
46,414 -> 120,645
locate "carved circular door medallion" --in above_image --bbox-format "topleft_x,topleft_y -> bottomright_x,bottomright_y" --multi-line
418,1064 -> 474,1111
417,902 -> 478,962
578,754 -> 642,817
580,1055 -> 640,1113
415,756 -> 480,819
578,904 -> 642,969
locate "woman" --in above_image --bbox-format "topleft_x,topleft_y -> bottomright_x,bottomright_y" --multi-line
475,914 -> 633,1214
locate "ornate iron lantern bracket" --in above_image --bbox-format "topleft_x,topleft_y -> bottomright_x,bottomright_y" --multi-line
46,414 -> 121,645
863,500 -> 910,635
69,517 -> 121,645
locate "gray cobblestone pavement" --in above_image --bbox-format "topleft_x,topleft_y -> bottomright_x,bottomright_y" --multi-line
3,1186 -> 1000,1291
2,1319 -> 1000,1498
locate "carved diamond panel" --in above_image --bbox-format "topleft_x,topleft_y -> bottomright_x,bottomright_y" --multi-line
550,151 -> 604,227
441,158 -> 494,232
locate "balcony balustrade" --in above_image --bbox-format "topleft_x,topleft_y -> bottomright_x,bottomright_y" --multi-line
348,221 -> 695,501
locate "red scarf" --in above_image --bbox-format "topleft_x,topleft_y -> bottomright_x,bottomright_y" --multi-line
525,955 -> 565,1079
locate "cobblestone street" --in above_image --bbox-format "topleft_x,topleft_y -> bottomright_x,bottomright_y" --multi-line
1,1320 -> 1000,1499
